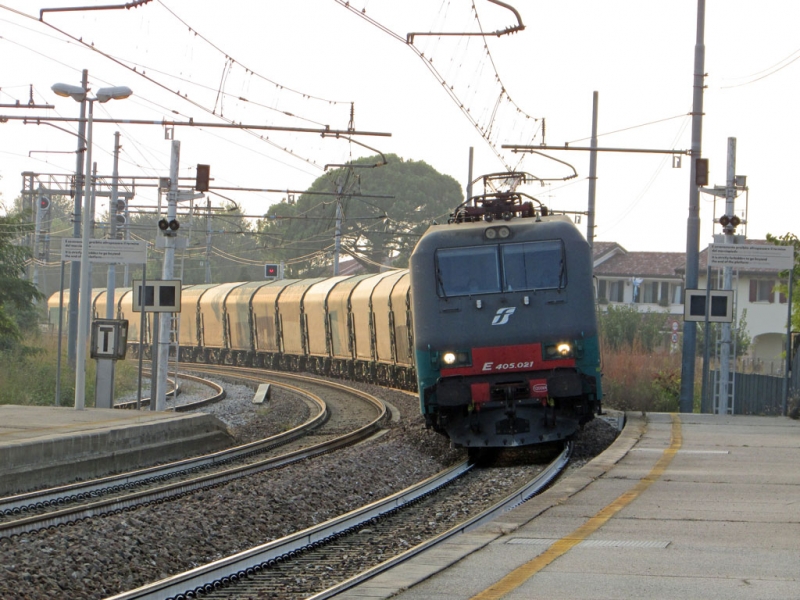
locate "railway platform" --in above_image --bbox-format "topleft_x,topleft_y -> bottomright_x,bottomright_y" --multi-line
0,405 -> 232,495
338,412 -> 800,600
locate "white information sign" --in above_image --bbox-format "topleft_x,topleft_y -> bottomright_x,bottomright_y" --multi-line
61,239 -> 147,264
708,244 -> 794,270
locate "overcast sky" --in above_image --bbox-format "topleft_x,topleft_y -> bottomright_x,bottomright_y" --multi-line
1,0 -> 798,253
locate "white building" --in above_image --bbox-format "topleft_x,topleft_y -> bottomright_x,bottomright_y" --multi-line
593,241 -> 790,371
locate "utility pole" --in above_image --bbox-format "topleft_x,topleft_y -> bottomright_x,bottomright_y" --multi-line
333,181 -> 343,276
95,132 -> 121,409
155,140 -> 180,411
679,0 -> 707,413
205,198 -> 212,284
586,91 -> 599,251
466,147 -> 474,202
32,185 -> 45,288
716,137 -> 737,414
68,69 -> 88,369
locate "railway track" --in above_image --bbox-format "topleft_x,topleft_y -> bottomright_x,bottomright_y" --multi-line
106,444 -> 571,600
0,368 -> 387,540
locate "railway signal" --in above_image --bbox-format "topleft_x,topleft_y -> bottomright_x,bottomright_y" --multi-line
265,263 -> 279,279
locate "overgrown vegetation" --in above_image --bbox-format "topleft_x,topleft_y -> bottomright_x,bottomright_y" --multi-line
597,306 -> 685,412
0,335 -> 141,407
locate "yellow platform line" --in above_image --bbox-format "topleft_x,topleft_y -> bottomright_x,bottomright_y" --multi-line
471,414 -> 682,600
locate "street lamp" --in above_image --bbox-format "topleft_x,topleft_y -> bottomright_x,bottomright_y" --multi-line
52,82 -> 132,410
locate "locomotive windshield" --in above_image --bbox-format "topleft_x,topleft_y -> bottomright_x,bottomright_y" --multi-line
435,240 -> 565,297
435,246 -> 501,296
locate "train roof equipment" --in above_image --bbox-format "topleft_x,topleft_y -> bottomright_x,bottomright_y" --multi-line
450,172 -> 549,224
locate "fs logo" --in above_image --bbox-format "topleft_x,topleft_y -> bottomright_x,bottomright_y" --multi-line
491,307 -> 516,326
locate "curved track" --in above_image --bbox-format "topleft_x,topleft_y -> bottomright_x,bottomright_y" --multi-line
106,444 -> 571,600
0,369 -> 387,540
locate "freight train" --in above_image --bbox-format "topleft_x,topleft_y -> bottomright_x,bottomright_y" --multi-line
48,173 -> 602,451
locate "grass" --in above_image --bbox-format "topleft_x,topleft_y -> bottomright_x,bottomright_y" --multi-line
3,332 -> 699,413
0,334 -> 141,408
600,339 -> 694,413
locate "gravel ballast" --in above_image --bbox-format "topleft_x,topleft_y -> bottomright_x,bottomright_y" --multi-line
0,376 -> 618,600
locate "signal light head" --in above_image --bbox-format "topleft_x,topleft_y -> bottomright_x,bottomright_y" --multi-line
719,215 -> 730,227
158,218 -> 169,231
39,197 -> 50,211
168,219 -> 180,231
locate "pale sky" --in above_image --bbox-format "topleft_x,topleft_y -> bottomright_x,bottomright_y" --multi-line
1,0 -> 798,253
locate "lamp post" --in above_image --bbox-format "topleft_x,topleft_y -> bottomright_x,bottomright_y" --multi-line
52,82 -> 132,410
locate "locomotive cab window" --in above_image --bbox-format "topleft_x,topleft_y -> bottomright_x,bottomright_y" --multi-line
435,246 -> 501,297
434,239 -> 566,298
502,240 -> 566,291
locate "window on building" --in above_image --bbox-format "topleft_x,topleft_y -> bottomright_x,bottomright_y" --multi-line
749,279 -> 775,303
673,285 -> 684,305
608,280 -> 624,302
597,279 -> 606,300
660,282 -> 671,305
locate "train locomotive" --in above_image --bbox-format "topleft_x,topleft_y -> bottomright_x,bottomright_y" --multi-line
47,174 -> 601,452
410,173 -> 602,450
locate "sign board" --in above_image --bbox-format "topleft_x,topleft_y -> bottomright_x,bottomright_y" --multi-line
155,236 -> 188,249
90,319 -> 129,359
61,238 -> 147,264
684,289 -> 734,323
132,280 -> 182,313
709,244 -> 794,271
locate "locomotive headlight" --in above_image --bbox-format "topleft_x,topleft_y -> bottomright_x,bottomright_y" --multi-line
485,228 -> 497,240
440,350 -> 471,368
498,226 -> 511,238
545,342 -> 574,359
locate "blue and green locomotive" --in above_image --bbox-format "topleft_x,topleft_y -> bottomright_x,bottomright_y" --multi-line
409,174 -> 602,450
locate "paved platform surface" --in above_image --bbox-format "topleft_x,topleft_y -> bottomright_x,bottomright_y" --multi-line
338,413 -> 800,600
0,405 -> 232,495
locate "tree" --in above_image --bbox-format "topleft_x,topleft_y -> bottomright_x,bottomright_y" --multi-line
597,306 -> 667,353
767,232 -> 799,331
695,309 -> 751,358
0,210 -> 43,349
256,154 -> 463,276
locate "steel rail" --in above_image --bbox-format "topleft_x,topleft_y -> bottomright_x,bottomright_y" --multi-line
106,444 -> 571,600
104,461 -> 474,600
309,442 -> 572,599
0,372 -> 387,538
0,377 -> 326,516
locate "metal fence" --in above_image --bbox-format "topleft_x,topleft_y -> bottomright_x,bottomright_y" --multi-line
709,351 -> 800,415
